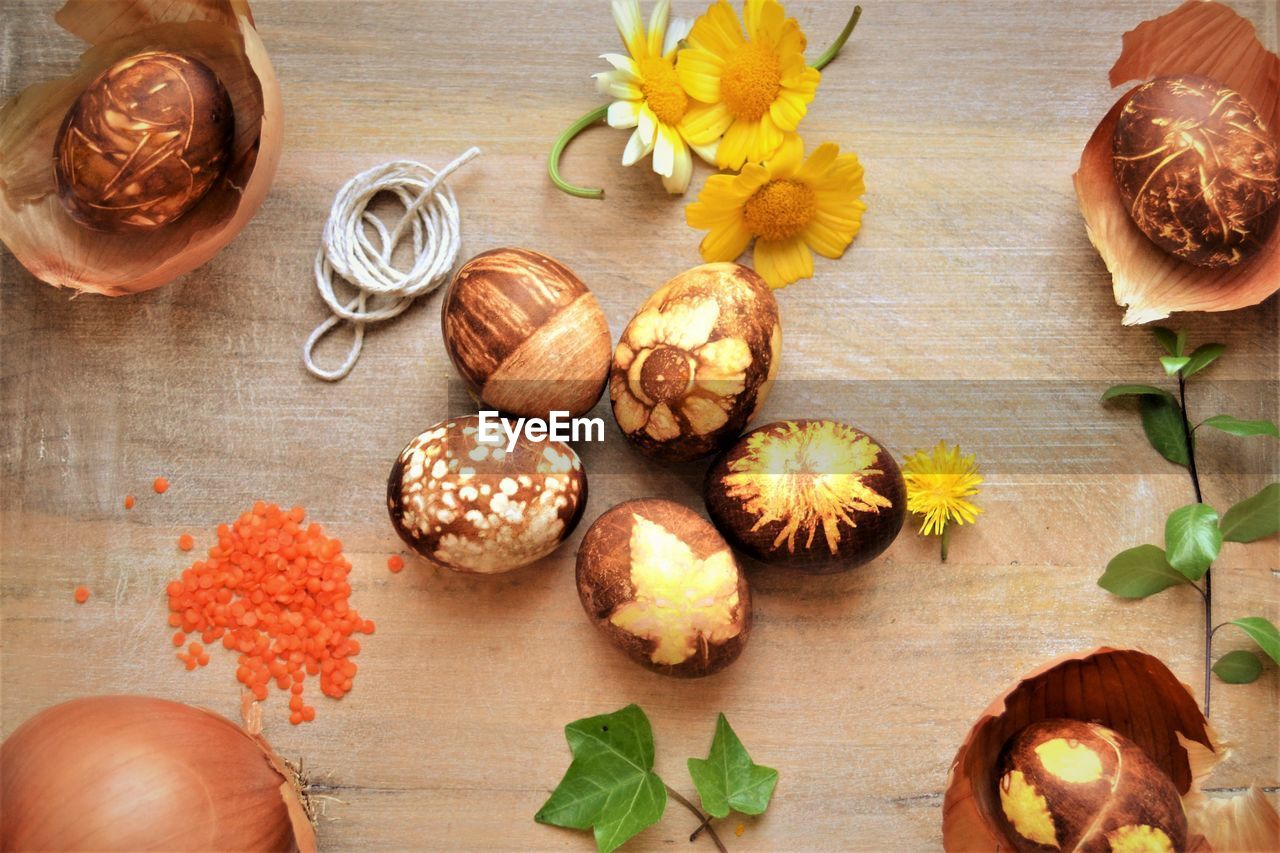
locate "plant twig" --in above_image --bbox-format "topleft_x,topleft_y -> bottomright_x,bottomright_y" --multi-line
547,105 -> 609,199
1177,371 -> 1213,717
813,5 -> 863,71
665,785 -> 726,852
940,525 -> 951,562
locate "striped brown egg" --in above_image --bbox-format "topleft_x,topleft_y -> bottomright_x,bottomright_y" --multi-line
704,420 -> 906,572
441,248 -> 611,419
576,499 -> 751,678
387,415 -> 587,574
611,263 -> 781,462
994,719 -> 1188,853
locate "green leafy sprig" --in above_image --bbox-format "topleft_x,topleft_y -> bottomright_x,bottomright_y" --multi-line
1100,329 -> 1279,715
535,705 -> 778,853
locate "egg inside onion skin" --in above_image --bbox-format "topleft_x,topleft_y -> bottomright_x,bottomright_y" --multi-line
994,719 -> 1188,853
1112,74 -> 1280,268
0,695 -> 310,852
53,51 -> 235,233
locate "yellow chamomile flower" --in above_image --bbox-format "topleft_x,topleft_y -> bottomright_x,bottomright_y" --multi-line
677,0 -> 821,169
594,0 -> 718,194
685,134 -> 866,288
902,441 -> 983,561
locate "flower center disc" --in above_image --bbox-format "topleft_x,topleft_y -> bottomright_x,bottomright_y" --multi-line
639,57 -> 689,126
639,346 -> 693,403
743,179 -> 816,241
720,42 -> 782,121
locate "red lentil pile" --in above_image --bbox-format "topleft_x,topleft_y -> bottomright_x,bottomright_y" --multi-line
165,501 -> 374,724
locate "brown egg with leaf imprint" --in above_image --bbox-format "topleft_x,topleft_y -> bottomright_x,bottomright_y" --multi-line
442,248 -> 611,419
576,499 -> 750,677
704,420 -> 905,573
994,719 -> 1188,853
611,263 -> 781,462
387,415 -> 587,574
54,51 -> 235,232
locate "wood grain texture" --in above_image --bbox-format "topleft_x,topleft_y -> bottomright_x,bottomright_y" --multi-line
2,1 -> 1277,850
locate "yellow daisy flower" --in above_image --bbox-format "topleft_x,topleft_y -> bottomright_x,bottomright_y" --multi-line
594,0 -> 718,194
902,441 -> 983,561
685,134 -> 866,288
677,0 -> 821,169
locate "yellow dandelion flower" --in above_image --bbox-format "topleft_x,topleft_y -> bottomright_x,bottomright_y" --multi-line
677,0 -> 821,169
685,134 -> 866,288
902,441 -> 983,561
594,0 -> 718,194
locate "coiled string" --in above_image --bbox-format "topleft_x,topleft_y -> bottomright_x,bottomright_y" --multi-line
303,148 -> 480,381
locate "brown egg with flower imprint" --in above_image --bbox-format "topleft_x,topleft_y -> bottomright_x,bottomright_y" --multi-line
994,719 -> 1188,853
442,248 -> 611,419
576,499 -> 750,677
387,415 -> 587,574
54,51 -> 234,232
1112,74 -> 1279,268
705,419 -> 906,573
611,263 -> 780,462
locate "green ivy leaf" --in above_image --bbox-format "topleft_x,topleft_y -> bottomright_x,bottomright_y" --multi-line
1152,327 -> 1179,356
1098,545 -> 1188,598
1139,395 -> 1189,466
1231,617 -> 1280,665
1199,415 -> 1279,438
1220,483 -> 1280,543
1160,355 -> 1191,375
535,705 -> 666,853
687,714 -> 779,819
1180,343 -> 1225,378
1212,650 -> 1263,684
1164,504 -> 1221,580
1101,384 -> 1175,403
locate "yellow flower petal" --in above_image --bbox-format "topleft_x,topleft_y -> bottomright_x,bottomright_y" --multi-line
764,133 -> 804,179
607,99 -> 642,129
662,136 -> 694,194
802,216 -> 857,259
681,101 -> 733,145
645,0 -> 672,59
622,125 -> 654,166
611,0 -> 648,59
687,0 -> 746,57
753,235 -> 812,288
768,88 -> 809,132
595,69 -> 643,100
699,217 -> 752,261
675,47 -> 725,103
653,122 -> 678,178
795,142 -> 841,183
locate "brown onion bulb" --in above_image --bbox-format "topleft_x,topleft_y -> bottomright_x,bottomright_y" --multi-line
0,695 -> 315,852
54,51 -> 235,232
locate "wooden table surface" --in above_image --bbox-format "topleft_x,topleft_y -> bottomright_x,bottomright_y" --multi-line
2,1 -> 1278,850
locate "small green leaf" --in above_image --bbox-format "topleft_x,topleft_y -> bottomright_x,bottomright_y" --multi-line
1199,415 -> 1279,438
1098,545 -> 1188,598
1231,617 -> 1280,665
1180,343 -> 1225,378
535,705 -> 666,853
1220,483 -> 1280,543
1160,355 -> 1191,375
1101,384 -> 1175,402
1212,650 -> 1263,684
1164,504 -> 1221,580
1152,327 -> 1179,355
1139,395 -> 1189,467
1175,329 -> 1188,356
687,714 -> 779,819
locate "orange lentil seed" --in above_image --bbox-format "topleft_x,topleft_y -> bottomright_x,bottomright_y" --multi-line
164,502 -> 368,724
74,586 -> 89,604
178,533 -> 195,551
153,477 -> 170,494
387,554 -> 404,573
124,495 -> 136,510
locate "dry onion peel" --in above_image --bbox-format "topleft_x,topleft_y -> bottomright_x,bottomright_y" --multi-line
0,695 -> 316,852
1073,0 -> 1280,325
0,0 -> 281,296
941,647 -> 1278,851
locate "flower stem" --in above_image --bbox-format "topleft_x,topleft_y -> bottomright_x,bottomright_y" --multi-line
813,5 -> 863,71
547,104 -> 609,199
1176,371 -> 1212,717
940,525 -> 951,562
665,785 -> 726,852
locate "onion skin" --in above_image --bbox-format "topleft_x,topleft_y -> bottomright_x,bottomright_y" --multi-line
0,695 -> 313,852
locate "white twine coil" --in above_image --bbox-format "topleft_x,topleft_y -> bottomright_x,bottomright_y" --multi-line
303,147 -> 480,381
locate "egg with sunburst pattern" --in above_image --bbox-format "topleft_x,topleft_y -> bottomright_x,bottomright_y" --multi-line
704,419 -> 905,572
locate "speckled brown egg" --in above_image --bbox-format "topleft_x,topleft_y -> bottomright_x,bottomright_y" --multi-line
441,248 -> 612,419
1113,74 -> 1280,268
387,415 -> 587,573
610,263 -> 781,462
576,499 -> 750,678
704,420 -> 905,572
994,719 -> 1188,853
54,51 -> 234,232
